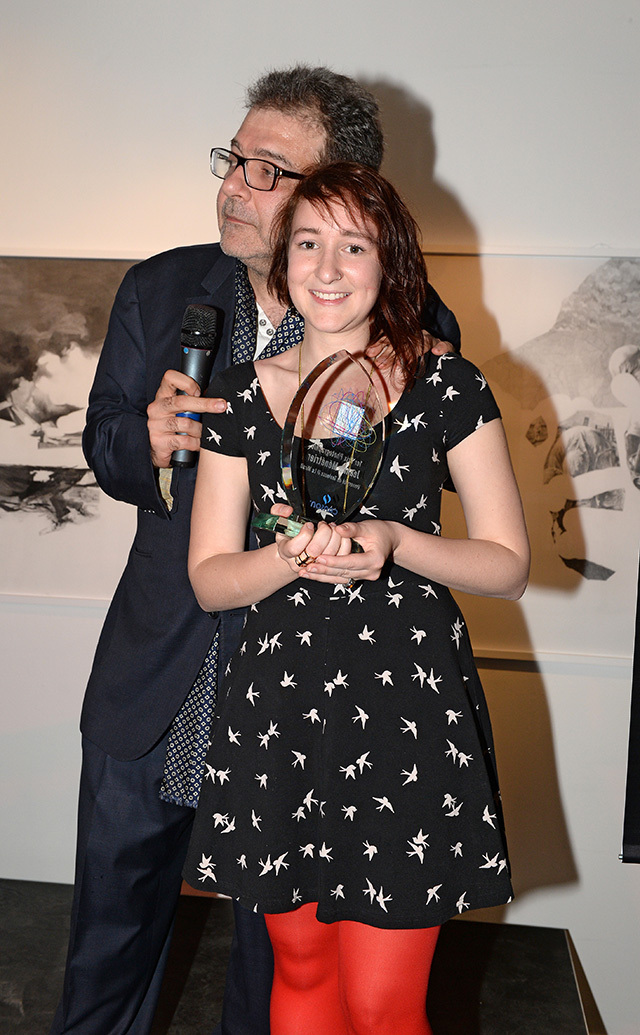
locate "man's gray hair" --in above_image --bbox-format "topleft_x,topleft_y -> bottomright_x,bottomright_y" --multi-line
247,65 -> 384,171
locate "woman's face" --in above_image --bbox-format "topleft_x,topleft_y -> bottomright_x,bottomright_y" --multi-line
286,198 -> 382,344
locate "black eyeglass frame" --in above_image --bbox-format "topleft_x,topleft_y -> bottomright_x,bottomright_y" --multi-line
210,147 -> 306,192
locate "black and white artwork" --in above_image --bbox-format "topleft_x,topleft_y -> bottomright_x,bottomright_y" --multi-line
0,256 -> 136,599
431,255 -> 640,659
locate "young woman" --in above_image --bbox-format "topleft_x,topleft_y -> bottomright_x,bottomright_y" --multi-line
183,163 -> 530,1035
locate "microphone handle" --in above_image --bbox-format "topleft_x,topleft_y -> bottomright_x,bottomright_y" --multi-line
171,345 -> 216,468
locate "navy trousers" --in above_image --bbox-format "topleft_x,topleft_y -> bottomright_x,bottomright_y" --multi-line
50,734 -> 273,1034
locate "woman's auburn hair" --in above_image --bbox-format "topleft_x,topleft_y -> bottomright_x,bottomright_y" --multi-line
267,162 -> 430,384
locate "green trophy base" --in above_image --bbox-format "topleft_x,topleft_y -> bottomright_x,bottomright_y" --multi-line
252,512 -> 364,552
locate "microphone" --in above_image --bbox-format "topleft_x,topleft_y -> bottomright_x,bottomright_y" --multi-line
171,304 -> 218,468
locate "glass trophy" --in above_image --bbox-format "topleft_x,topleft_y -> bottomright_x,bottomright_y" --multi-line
252,350 -> 386,545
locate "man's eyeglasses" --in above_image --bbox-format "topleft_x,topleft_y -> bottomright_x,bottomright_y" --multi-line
210,147 -> 306,192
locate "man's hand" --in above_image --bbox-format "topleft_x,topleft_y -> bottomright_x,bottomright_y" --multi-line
425,334 -> 455,357
147,370 -> 227,468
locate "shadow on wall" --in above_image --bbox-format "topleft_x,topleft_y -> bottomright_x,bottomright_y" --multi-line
358,78 -> 578,907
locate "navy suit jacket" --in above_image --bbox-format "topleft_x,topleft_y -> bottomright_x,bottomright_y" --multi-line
80,243 -> 460,761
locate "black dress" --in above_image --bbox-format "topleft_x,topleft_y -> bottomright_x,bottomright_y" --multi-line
183,352 -> 513,929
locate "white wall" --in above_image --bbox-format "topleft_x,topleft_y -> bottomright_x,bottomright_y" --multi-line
2,2 -> 639,1033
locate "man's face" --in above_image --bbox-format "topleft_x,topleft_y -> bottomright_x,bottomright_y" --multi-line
216,106 -> 326,279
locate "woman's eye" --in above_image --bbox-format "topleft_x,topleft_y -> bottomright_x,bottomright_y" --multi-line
346,244 -> 364,254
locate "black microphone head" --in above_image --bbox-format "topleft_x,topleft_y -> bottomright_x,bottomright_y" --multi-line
181,304 -> 218,348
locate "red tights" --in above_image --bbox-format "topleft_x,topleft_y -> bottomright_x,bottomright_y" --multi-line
265,902 -> 440,1035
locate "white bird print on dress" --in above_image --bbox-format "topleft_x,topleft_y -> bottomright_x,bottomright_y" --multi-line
426,370 -> 442,386
257,449 -> 270,465
426,668 -> 443,694
237,855 -> 247,869
446,709 -> 463,725
475,372 -> 487,390
458,751 -> 473,767
363,841 -> 378,860
292,889 -> 302,904
319,843 -> 333,862
451,617 -> 464,647
291,751 -> 306,769
363,878 -> 377,902
303,708 -> 321,724
257,635 -> 270,655
352,706 -> 369,728
356,752 -> 372,773
340,764 -> 357,780
373,796 -> 394,813
238,388 -> 253,402
331,885 -> 345,899
394,413 -> 412,433
273,853 -> 289,874
246,684 -> 259,705
456,893 -> 470,913
206,428 -> 221,446
450,842 -> 463,858
386,591 -> 403,607
403,505 -> 418,521
221,816 -> 235,834
442,386 -> 460,402
446,740 -> 459,762
347,584 -> 365,603
411,413 -> 427,431
442,794 -> 457,810
376,887 -> 392,912
342,805 -> 357,820
227,727 -> 241,745
255,773 -> 268,789
479,853 -> 500,869
390,455 -> 409,480
406,841 -> 426,863
280,672 -> 297,688
418,583 -> 438,600
375,670 -> 394,686
416,493 -> 428,510
401,764 -> 418,784
296,630 -> 312,646
359,504 -> 378,517
197,854 -> 217,882
299,844 -> 314,858
260,484 -> 276,505
251,810 -> 262,830
268,633 -> 283,653
411,664 -> 428,687
287,590 -> 308,606
445,801 -> 463,817
400,717 -> 418,739
216,768 -> 231,785
291,806 -> 306,821
482,806 -> 497,829
258,856 -> 273,876
358,625 -> 376,643
426,885 -> 442,904
303,789 -> 318,810
244,425 -> 256,439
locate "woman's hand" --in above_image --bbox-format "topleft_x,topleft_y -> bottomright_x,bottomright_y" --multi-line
306,519 -> 398,584
272,505 -> 352,582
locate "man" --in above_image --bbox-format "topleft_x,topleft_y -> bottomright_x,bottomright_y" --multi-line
51,65 -> 460,1035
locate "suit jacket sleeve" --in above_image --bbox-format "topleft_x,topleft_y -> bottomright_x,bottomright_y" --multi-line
82,262 -> 168,518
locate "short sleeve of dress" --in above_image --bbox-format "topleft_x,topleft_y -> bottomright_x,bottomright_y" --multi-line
201,366 -> 247,458
430,353 -> 501,451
